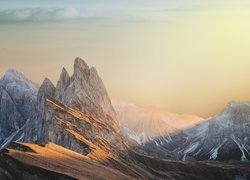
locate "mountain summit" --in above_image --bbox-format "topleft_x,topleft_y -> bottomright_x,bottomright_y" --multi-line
55,57 -> 116,119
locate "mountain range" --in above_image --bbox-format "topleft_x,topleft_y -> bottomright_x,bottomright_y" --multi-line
0,57 -> 249,179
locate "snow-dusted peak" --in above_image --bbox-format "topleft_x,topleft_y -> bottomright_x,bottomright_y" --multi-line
218,101 -> 250,121
226,101 -> 250,110
0,68 -> 39,145
2,69 -> 31,84
3,69 -> 24,78
1,69 -> 39,93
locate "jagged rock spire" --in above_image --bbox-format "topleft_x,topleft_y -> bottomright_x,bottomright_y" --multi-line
74,57 -> 90,70
73,57 -> 90,79
25,78 -> 55,143
37,78 -> 55,101
54,57 -> 116,119
55,67 -> 70,100
57,67 -> 70,89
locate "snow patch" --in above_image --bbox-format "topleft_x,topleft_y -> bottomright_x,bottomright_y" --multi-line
194,148 -> 202,156
155,140 -> 160,147
16,133 -> 24,142
182,142 -> 199,160
231,134 -> 250,161
0,130 -> 19,149
209,138 -> 227,160
0,125 -> 25,149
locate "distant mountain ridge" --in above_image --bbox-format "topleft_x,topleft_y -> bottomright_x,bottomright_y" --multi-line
120,99 -> 250,161
111,97 -> 204,145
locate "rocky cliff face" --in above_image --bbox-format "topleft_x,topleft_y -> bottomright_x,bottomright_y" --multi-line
24,78 -> 55,143
55,58 -> 116,120
0,58 -> 121,157
25,58 -> 120,149
22,58 -> 149,178
0,69 -> 38,147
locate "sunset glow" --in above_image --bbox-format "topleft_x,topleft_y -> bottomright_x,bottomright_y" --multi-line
1,0 -> 250,117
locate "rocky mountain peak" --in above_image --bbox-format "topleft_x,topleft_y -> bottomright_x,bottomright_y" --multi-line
24,78 -> 55,143
54,57 -> 116,119
219,101 -> 250,120
41,78 -> 55,89
1,58 -> 121,159
38,78 -> 55,101
226,101 -> 250,109
57,67 -> 70,88
2,69 -> 24,80
1,69 -> 36,87
73,57 -> 90,79
75,57 -> 89,67
55,68 -> 70,100
23,57 -> 124,159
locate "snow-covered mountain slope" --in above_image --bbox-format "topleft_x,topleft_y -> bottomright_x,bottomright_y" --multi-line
143,101 -> 250,161
112,98 -> 204,145
0,69 -> 38,145
112,98 -> 250,161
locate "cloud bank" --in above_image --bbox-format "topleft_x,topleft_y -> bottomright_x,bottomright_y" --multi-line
160,6 -> 206,13
0,8 -> 94,22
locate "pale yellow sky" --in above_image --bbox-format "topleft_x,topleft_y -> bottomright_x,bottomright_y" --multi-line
1,2 -> 250,117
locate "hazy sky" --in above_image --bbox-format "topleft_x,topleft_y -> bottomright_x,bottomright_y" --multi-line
1,0 -> 250,118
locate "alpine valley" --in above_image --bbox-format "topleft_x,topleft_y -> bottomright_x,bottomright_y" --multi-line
0,57 -> 249,180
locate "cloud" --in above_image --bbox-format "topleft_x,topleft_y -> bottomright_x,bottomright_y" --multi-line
122,16 -> 152,23
0,8 -> 94,22
160,6 -> 206,13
